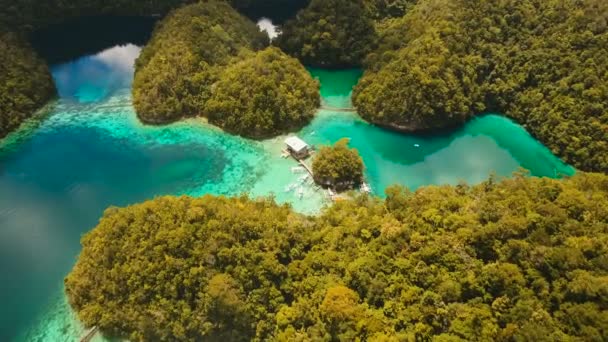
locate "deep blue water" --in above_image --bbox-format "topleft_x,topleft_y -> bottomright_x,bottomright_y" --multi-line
0,44 -> 261,341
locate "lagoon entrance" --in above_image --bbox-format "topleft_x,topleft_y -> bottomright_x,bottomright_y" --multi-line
0,39 -> 573,341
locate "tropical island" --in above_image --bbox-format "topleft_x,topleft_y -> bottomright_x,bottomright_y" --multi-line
352,0 -> 608,172
66,173 -> 608,341
132,1 -> 320,138
312,138 -> 364,191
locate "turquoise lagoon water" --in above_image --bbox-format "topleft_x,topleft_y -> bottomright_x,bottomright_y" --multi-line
0,45 -> 573,341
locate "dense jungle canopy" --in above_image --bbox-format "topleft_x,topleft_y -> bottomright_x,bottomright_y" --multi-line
66,172 -> 608,341
312,138 -> 364,191
363,0 -> 418,20
0,30 -> 55,139
133,1 -> 322,138
132,1 -> 268,124
204,47 -> 320,138
352,0 -> 608,173
275,0 -> 378,68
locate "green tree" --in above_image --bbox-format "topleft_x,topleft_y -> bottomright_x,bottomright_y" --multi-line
312,138 -> 364,191
275,0 -> 378,67
204,47 -> 320,138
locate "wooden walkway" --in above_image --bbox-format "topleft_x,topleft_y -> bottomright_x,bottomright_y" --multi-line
80,326 -> 99,342
297,158 -> 314,179
320,106 -> 357,112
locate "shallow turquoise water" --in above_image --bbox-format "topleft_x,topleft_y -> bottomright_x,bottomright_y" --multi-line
0,46 -> 573,341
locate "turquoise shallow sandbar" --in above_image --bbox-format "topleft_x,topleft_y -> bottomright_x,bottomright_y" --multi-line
0,45 -> 573,341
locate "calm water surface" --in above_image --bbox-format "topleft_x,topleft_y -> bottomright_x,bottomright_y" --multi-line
0,45 -> 573,341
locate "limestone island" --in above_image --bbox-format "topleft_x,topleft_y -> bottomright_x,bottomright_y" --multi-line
352,0 -> 608,172
132,1 -> 320,139
65,173 -> 608,341
312,138 -> 365,192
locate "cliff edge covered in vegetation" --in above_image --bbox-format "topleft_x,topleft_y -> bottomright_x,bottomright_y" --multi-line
276,0 -> 378,68
133,1 -> 320,138
0,30 -> 55,138
66,172 -> 608,341
353,0 -> 608,172
132,1 -> 268,125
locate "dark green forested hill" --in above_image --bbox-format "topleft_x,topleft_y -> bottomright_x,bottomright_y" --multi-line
204,47 -> 320,138
363,0 -> 418,20
0,30 -> 55,138
274,0 -> 419,67
275,0 -> 378,68
353,0 -> 608,173
312,138 -> 364,191
0,0 -> 194,31
132,0 -> 269,124
66,172 -> 608,341
0,0 -> 309,31
133,1 -> 322,138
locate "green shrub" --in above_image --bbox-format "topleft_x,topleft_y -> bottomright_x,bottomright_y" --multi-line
312,138 -> 364,191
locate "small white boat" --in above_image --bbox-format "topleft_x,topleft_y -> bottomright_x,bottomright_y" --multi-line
361,182 -> 371,193
297,187 -> 304,199
414,144 -> 420,148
